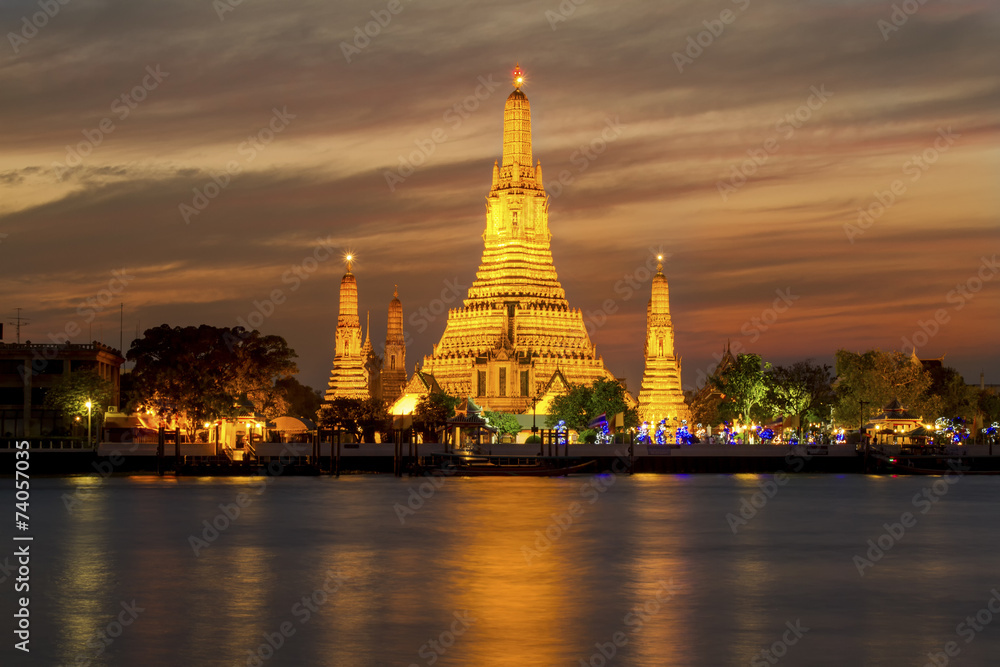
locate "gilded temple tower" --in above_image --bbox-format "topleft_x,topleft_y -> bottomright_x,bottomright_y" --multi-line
325,256 -> 369,401
406,65 -> 626,413
382,286 -> 407,405
637,255 -> 690,424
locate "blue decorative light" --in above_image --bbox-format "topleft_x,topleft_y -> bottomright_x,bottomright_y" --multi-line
636,421 -> 652,445
555,420 -> 568,446
675,420 -> 694,445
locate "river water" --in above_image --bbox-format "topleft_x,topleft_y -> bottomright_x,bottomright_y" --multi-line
3,472 -> 1000,666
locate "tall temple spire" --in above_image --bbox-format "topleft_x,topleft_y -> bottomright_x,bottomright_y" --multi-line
382,285 -> 407,404
325,256 -> 368,401
395,65 -> 629,414
638,252 -> 689,426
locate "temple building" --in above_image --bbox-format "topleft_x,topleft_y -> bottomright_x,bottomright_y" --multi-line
382,287 -> 407,405
324,256 -> 369,401
637,256 -> 690,425
392,65 -> 627,415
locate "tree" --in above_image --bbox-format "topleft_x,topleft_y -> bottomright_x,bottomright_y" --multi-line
414,391 -> 460,442
43,369 -> 114,432
832,349 -> 937,428
712,354 -> 771,431
687,390 -> 722,428
926,367 -> 977,423
126,324 -> 298,433
484,411 -> 521,440
546,378 -> 635,433
276,376 -> 322,421
766,361 -> 835,436
318,396 -> 388,441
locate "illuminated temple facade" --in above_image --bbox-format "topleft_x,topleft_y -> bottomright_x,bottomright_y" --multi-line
637,257 -> 690,424
400,66 -> 622,414
325,258 -> 369,401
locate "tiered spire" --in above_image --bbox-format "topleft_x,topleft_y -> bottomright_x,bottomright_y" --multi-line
382,285 -> 408,404
407,65 -> 626,413
325,255 -> 368,401
638,253 -> 690,425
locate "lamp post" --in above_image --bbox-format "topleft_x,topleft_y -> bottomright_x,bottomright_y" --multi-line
531,394 -> 539,434
858,400 -> 869,447
85,399 -> 93,450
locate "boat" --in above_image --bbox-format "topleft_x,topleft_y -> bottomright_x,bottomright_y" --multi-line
869,446 -> 1000,475
423,453 -> 596,477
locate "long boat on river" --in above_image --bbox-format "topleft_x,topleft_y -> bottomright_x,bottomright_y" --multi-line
422,453 -> 596,477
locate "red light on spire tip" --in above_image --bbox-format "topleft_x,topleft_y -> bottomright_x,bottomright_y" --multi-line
512,64 -> 524,88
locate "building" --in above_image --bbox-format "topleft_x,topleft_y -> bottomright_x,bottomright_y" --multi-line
382,286 -> 407,405
867,398 -> 924,445
637,255 -> 690,425
324,256 -> 369,401
0,341 -> 124,437
392,65 -> 628,414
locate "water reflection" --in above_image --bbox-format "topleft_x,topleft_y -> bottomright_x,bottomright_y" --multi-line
9,474 -> 1000,667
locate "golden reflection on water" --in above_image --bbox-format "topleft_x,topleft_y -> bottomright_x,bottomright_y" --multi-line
435,478 -> 583,665
626,475 -> 690,666
54,482 -> 117,662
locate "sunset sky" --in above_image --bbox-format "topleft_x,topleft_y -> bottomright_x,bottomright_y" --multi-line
1,0 -> 997,396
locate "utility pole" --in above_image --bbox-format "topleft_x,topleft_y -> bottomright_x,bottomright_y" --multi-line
8,308 -> 30,344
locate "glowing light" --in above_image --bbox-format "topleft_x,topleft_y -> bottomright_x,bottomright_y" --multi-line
85,400 -> 92,410
512,64 -> 524,88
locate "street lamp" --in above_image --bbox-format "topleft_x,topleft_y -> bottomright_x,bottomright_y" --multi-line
85,399 -> 93,450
